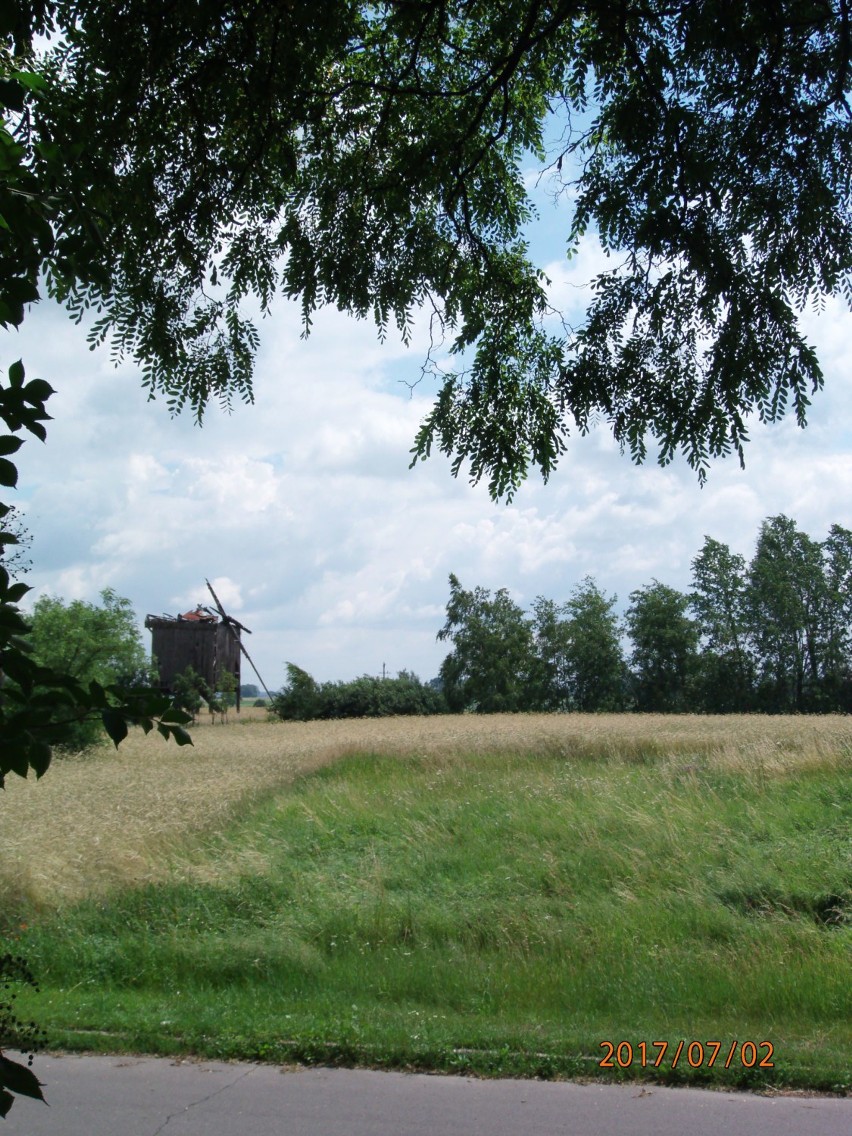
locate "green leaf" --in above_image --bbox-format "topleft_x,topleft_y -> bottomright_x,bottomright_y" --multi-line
0,79 -> 24,113
158,706 -> 194,725
0,604 -> 28,631
34,140 -> 60,162
7,360 -> 24,387
87,682 -> 110,708
0,435 -> 23,456
29,740 -> 52,779
22,378 -> 55,406
0,458 -> 18,487
171,726 -> 194,746
0,742 -> 30,778
11,70 -> 48,93
0,1056 -> 46,1103
101,709 -> 129,747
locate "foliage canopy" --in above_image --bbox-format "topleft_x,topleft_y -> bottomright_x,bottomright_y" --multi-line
24,588 -> 155,750
28,588 -> 150,687
0,53 -> 193,804
7,1 -> 852,496
436,515 -> 852,715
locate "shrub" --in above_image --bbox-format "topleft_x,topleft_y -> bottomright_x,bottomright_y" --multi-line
271,665 -> 447,721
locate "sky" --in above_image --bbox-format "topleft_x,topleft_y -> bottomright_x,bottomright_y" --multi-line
6,174 -> 852,692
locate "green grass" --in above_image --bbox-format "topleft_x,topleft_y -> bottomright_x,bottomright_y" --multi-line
5,747 -> 851,1090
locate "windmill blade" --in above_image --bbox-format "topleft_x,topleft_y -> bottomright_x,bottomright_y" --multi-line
201,604 -> 250,632
206,578 -> 275,704
235,639 -> 275,704
205,579 -> 232,624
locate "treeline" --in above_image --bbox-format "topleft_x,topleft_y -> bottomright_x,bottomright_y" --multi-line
439,515 -> 852,714
272,514 -> 852,720
271,665 -> 444,720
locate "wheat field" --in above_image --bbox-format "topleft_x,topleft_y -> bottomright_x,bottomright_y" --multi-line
1,711 -> 850,910
1,713 -> 852,908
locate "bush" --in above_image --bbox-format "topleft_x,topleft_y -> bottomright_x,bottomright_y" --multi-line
271,664 -> 447,721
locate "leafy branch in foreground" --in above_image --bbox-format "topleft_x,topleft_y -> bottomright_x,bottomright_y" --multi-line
12,1 -> 852,496
0,359 -> 193,790
0,67 -> 192,788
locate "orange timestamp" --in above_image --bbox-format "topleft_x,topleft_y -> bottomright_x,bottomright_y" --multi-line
599,1039 -> 775,1070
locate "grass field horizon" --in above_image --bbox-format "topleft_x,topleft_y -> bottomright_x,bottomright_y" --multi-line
1,713 -> 850,1092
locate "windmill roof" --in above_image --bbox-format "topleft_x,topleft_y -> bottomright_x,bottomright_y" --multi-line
180,606 -> 217,622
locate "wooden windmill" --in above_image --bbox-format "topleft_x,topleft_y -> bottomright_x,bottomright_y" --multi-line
145,580 -> 273,711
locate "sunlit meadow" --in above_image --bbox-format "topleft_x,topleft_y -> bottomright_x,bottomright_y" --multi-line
1,713 -> 850,1091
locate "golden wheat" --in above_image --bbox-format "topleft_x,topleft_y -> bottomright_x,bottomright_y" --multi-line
1,712 -> 849,909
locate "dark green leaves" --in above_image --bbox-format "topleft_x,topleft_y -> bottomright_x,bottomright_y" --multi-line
0,435 -> 21,486
14,1 -> 849,494
0,361 -> 54,439
105,689 -> 194,748
0,359 -> 194,784
101,707 -> 129,747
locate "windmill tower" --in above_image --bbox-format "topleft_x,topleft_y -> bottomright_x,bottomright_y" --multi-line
145,580 -> 271,711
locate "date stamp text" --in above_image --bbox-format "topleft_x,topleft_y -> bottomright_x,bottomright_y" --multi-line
599,1039 -> 774,1070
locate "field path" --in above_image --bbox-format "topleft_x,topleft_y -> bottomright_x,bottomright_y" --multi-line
8,1054 -> 851,1136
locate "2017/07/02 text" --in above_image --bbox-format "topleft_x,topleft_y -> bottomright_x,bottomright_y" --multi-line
599,1040 -> 775,1071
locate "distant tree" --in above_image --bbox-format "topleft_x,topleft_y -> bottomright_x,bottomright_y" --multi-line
820,524 -> 852,709
25,588 -> 156,749
272,663 -> 323,722
27,588 -> 150,686
322,671 -> 446,719
239,683 -> 259,699
563,578 -> 626,711
690,537 -> 754,711
528,581 -> 625,711
626,582 -> 699,712
215,666 -> 237,709
529,596 -> 572,710
746,515 -> 827,712
437,574 -> 536,712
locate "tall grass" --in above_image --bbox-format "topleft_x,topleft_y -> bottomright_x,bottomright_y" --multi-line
1,714 -> 850,1089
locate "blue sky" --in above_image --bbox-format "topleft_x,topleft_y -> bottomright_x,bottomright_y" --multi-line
6,173 -> 852,691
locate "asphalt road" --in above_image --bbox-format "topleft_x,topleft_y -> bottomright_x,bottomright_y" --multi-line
5,1055 -> 851,1136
